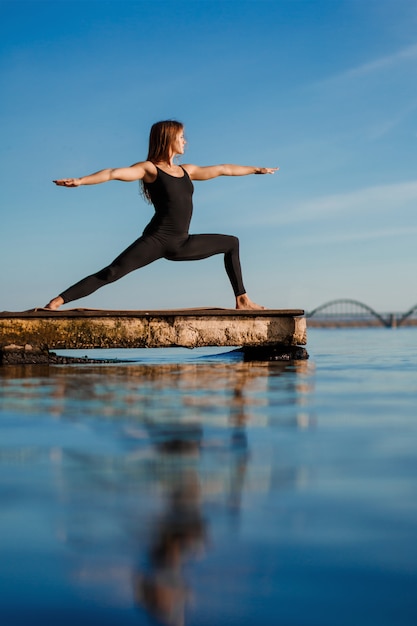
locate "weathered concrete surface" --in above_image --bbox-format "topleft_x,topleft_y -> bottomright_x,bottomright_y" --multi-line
0,308 -> 307,363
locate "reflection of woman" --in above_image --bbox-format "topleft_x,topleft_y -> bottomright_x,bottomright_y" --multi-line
45,120 -> 277,311
134,503 -> 205,626
134,443 -> 206,626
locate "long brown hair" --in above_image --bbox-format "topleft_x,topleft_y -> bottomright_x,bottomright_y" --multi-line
141,120 -> 184,203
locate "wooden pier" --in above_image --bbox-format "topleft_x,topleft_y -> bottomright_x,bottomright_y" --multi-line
0,308 -> 307,364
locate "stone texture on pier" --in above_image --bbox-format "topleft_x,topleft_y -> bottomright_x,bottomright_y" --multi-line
0,308 -> 307,363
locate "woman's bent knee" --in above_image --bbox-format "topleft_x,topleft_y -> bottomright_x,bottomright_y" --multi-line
229,235 -> 240,251
96,265 -> 120,283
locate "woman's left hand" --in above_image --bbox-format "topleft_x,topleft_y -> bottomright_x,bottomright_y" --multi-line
255,167 -> 279,174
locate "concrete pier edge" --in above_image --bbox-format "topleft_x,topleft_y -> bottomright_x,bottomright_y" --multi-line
0,308 -> 308,364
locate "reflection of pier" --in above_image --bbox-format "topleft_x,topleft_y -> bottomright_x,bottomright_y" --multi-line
308,299 -> 417,328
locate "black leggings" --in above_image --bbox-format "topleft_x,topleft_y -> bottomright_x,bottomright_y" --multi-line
59,232 -> 246,304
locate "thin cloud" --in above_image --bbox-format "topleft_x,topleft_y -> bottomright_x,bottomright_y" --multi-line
314,42 -> 417,88
343,42 -> 417,79
368,99 -> 417,140
281,224 -> 417,248
253,180 -> 417,226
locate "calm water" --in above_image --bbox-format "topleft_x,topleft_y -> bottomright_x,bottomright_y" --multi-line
0,328 -> 416,626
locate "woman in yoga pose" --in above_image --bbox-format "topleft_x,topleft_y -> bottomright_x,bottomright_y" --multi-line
45,120 -> 277,311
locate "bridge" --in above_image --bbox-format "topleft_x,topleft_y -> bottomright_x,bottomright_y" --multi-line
307,299 -> 417,328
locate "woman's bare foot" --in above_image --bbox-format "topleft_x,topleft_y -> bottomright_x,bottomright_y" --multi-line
44,296 -> 64,311
235,294 -> 265,310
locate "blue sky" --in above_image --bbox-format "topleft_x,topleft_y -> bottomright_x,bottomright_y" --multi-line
1,0 -> 416,313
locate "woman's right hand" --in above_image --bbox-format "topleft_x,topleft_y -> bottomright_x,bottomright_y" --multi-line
53,178 -> 82,187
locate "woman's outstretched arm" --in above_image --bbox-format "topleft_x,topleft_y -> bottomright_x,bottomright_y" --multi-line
53,161 -> 156,187
183,164 -> 278,181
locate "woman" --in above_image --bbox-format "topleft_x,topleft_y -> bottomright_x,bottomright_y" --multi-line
45,120 -> 277,311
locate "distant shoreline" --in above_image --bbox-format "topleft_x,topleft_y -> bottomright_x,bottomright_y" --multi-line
307,319 -> 417,328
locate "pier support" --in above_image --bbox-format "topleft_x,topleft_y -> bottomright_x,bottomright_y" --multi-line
0,308 -> 307,364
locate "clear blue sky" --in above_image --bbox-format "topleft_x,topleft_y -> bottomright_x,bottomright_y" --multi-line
1,0 -> 416,313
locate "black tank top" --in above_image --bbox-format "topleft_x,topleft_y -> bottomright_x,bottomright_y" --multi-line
143,166 -> 194,237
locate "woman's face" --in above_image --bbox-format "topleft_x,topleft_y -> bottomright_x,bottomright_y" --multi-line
172,129 -> 186,156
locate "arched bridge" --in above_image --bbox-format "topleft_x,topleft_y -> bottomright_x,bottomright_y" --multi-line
398,304 -> 417,326
307,299 -> 417,328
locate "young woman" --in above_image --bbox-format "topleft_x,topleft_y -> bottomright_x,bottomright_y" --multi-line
45,120 -> 277,311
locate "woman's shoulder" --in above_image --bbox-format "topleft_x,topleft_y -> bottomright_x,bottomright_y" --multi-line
181,164 -> 196,176
140,160 -> 158,184
136,160 -> 157,173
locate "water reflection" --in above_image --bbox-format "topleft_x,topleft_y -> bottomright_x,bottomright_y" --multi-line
0,359 -> 313,426
133,438 -> 206,626
0,356 -> 313,624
